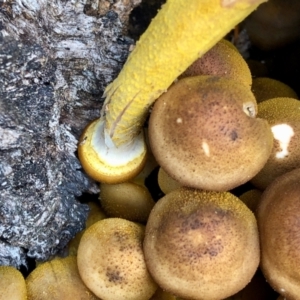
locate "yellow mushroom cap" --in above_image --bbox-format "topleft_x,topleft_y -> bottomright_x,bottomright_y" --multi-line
78,118 -> 147,183
180,39 -> 252,88
157,167 -> 182,195
68,202 -> 107,256
149,75 -> 273,191
144,187 -> 260,299
239,189 -> 262,213
77,218 -> 158,300
26,256 -> 98,300
251,97 -> 300,190
257,168 -> 300,299
251,77 -> 298,103
99,181 -> 155,223
0,266 -> 27,300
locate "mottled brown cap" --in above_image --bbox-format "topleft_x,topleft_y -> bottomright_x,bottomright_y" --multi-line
149,75 -> 273,191
144,187 -> 260,299
77,218 -> 157,300
257,168 -> 300,299
180,39 -> 252,88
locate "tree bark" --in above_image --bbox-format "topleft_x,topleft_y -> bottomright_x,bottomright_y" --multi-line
0,0 -> 140,267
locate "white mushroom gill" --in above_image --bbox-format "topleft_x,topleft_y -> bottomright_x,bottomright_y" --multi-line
92,119 -> 145,166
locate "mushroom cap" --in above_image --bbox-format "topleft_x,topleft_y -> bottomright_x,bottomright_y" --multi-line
144,187 -> 260,300
68,202 -> 106,256
245,0 -> 300,50
251,97 -> 300,190
149,287 -> 177,300
251,77 -> 298,103
180,39 -> 252,88
257,168 -> 300,299
149,75 -> 273,191
0,266 -> 27,300
78,118 -> 147,183
99,182 -> 155,223
77,218 -> 157,300
239,189 -> 262,213
224,270 -> 277,299
246,60 -> 269,78
26,256 -> 98,300
157,167 -> 182,194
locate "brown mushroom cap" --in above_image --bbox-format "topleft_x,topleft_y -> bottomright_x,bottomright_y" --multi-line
0,266 -> 27,300
99,182 -> 155,223
180,39 -> 252,88
144,187 -> 260,300
245,0 -> 300,51
77,218 -> 157,300
251,77 -> 298,103
251,97 -> 300,190
257,168 -> 300,299
149,75 -> 273,191
26,256 -> 98,300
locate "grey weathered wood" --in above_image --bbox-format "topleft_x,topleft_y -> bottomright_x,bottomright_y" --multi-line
0,0 -> 140,267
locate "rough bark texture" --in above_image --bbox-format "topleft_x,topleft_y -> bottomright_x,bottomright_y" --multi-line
0,0 -> 140,267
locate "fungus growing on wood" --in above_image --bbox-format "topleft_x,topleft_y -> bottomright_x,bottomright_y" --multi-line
78,0 -> 267,184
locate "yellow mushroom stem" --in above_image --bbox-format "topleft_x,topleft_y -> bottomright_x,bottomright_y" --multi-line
79,0 -> 267,184
102,0 -> 267,147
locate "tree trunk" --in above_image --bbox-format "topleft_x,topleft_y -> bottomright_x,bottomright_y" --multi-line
0,0 -> 140,267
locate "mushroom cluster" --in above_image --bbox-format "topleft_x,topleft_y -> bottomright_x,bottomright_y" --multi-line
75,38 -> 299,298
4,0 -> 300,299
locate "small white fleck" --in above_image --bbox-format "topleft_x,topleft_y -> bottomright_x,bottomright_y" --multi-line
271,124 -> 294,159
176,118 -> 182,124
202,141 -> 210,157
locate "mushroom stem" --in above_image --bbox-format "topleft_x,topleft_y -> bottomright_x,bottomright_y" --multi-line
102,0 -> 267,147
